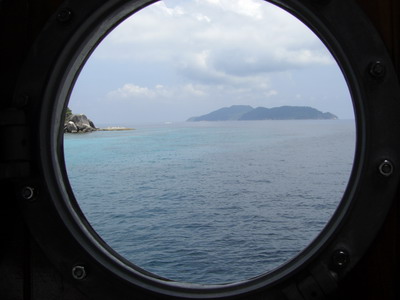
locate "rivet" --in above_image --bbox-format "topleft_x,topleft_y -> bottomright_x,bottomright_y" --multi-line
332,250 -> 349,270
72,265 -> 87,280
369,61 -> 386,79
379,159 -> 394,177
21,186 -> 36,201
57,8 -> 73,23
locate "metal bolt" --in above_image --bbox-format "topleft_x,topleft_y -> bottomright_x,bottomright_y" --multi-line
72,265 -> 87,280
332,250 -> 349,270
369,61 -> 386,79
379,159 -> 394,177
57,8 -> 73,23
21,186 -> 35,201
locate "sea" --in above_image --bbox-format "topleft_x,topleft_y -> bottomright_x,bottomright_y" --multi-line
64,120 -> 355,285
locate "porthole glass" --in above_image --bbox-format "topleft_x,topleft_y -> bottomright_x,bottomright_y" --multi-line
63,0 -> 355,285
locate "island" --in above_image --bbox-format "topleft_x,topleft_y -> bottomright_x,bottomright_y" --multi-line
187,105 -> 338,121
64,109 -> 133,133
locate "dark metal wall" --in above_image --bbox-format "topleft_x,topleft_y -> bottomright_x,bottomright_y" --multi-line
340,1 -> 400,299
0,0 -> 398,299
355,0 -> 400,73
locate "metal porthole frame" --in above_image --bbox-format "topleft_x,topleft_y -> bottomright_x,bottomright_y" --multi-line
14,0 -> 400,299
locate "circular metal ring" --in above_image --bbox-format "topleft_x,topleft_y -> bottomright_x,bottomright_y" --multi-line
15,0 -> 400,298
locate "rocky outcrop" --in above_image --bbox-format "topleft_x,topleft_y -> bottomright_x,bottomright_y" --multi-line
64,114 -> 97,133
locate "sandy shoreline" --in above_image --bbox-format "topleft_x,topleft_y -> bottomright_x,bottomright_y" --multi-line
97,127 -> 135,131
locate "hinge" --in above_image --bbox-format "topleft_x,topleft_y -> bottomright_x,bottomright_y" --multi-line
0,108 -> 31,179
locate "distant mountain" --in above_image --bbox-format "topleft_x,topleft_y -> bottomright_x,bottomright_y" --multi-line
187,105 -> 338,121
187,105 -> 254,121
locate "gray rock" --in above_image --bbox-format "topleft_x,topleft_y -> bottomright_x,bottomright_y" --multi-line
81,124 -> 94,133
64,114 -> 97,133
65,121 -> 78,133
88,120 -> 96,129
70,114 -> 89,130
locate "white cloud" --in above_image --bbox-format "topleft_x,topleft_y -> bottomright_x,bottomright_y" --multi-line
276,49 -> 333,66
202,0 -> 264,19
70,0 -> 352,122
108,84 -> 155,99
93,0 -> 333,78
106,79 -> 279,111
107,83 -> 208,101
195,13 -> 211,22
182,83 -> 207,96
264,90 -> 278,97
158,2 -> 185,16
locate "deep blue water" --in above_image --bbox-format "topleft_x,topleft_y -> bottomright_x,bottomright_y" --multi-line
64,120 -> 355,285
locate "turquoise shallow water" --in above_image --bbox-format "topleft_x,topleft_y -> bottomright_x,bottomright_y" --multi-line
64,120 -> 355,284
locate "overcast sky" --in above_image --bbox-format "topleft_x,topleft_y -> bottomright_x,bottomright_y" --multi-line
69,0 -> 354,124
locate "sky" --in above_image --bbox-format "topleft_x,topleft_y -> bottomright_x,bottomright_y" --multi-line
69,0 -> 354,124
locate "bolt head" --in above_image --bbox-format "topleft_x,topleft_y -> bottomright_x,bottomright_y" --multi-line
57,8 -> 73,23
332,250 -> 349,269
72,265 -> 87,280
21,186 -> 35,201
369,61 -> 386,79
379,160 -> 394,177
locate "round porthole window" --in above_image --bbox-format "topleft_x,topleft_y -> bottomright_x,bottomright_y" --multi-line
16,0 -> 400,299
64,0 -> 355,286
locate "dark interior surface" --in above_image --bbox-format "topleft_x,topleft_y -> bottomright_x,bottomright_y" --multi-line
0,0 -> 399,299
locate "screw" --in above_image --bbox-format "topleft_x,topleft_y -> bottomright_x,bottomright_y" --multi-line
379,159 -> 394,177
57,8 -> 73,23
21,186 -> 36,201
72,265 -> 87,280
369,61 -> 386,79
332,250 -> 349,270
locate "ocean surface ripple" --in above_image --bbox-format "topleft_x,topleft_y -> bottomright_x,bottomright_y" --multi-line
64,120 -> 355,284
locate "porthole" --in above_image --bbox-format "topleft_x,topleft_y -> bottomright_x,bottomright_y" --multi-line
16,0 -> 400,299
64,0 -> 355,286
